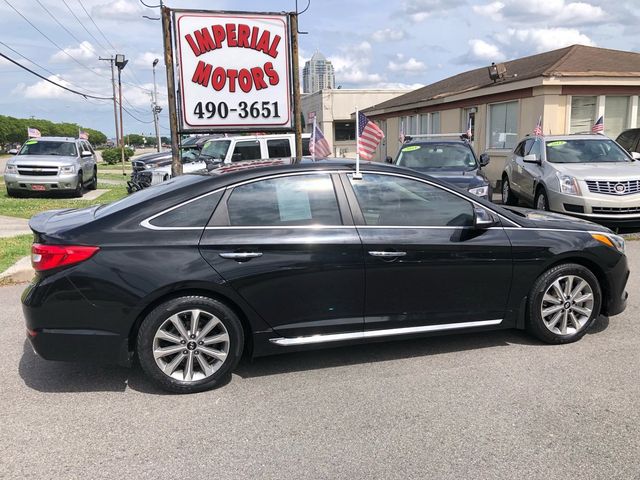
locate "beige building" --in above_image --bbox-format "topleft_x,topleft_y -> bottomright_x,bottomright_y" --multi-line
301,88 -> 409,161
363,45 -> 640,184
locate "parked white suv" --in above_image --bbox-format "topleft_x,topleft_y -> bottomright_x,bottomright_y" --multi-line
4,137 -> 97,197
147,133 -> 311,185
501,134 -> 640,225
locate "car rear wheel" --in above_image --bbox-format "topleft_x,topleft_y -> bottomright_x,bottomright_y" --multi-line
137,296 -> 244,393
527,263 -> 601,344
501,176 -> 517,205
87,167 -> 97,190
535,188 -> 549,211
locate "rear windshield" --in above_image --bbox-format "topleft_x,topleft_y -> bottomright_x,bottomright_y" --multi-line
19,140 -> 77,157
396,143 -> 477,170
546,139 -> 631,163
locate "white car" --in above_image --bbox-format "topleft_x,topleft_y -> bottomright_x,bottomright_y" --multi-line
149,133 -> 311,185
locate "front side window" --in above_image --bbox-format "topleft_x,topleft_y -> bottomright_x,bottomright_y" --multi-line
267,139 -> 291,158
546,139 -> 631,164
569,96 -> 597,133
396,143 -> 477,170
200,140 -> 230,161
488,101 -> 518,149
350,173 -> 474,227
19,140 -> 77,157
227,174 -> 341,226
232,140 -> 261,162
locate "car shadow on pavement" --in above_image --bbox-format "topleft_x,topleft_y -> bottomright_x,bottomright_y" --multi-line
18,317 -> 609,394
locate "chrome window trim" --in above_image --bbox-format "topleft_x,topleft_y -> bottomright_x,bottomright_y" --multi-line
269,319 -> 503,346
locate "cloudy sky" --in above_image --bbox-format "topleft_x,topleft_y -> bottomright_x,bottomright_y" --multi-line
0,0 -> 638,137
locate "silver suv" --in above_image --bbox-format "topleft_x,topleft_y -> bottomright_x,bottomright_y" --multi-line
4,137 -> 97,197
501,134 -> 640,224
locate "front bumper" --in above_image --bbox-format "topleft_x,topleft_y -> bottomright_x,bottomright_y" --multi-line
4,172 -> 80,192
547,189 -> 640,224
603,253 -> 629,317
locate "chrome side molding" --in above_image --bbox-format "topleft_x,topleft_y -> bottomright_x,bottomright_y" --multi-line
269,319 -> 503,346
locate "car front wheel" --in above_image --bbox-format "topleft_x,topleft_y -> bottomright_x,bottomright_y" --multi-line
137,296 -> 244,393
535,188 -> 549,211
72,173 -> 84,198
527,263 -> 601,344
87,167 -> 97,190
501,176 -> 517,205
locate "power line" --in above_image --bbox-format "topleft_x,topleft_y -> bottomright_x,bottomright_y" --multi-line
0,52 -> 113,100
60,0 -> 110,54
76,0 -> 117,51
0,40 -> 111,98
35,0 -> 85,46
3,0 -> 107,81
122,105 -> 154,123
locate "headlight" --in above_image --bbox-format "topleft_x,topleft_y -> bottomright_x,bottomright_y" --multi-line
468,185 -> 489,197
144,164 -> 153,169
60,165 -> 75,174
4,163 -> 17,174
557,173 -> 581,195
591,232 -> 625,254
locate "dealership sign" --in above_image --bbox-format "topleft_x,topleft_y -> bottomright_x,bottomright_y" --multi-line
173,11 -> 292,131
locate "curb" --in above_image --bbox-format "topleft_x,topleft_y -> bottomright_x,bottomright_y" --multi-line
0,256 -> 33,285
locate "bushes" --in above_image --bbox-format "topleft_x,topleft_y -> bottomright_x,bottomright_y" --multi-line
101,147 -> 135,164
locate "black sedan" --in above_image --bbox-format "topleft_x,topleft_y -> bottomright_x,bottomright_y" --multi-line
22,159 -> 629,393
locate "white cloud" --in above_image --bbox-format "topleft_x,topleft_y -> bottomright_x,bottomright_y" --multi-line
371,28 -> 407,42
467,39 -> 505,62
50,41 -> 96,63
474,0 -> 606,26
387,54 -> 426,73
502,27 -> 595,52
402,0 -> 466,22
13,75 -> 76,100
330,41 -> 383,84
368,81 -> 423,90
92,0 -> 149,21
133,52 -> 163,68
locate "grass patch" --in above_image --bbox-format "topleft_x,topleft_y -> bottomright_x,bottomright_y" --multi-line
0,182 -> 127,219
0,234 -> 32,273
99,171 -> 129,182
97,162 -> 131,171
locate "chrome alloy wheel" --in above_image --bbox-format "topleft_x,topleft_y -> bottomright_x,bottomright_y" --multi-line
540,275 -> 594,335
502,181 -> 510,203
152,309 -> 230,382
536,192 -> 547,210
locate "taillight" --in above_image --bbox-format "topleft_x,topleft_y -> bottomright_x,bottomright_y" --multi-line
31,244 -> 99,271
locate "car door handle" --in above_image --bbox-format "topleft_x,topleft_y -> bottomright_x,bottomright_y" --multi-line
368,251 -> 407,258
218,252 -> 263,260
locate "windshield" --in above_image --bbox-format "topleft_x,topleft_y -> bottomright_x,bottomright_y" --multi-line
18,140 -> 77,157
200,140 -> 231,160
546,139 -> 631,163
396,143 -> 477,170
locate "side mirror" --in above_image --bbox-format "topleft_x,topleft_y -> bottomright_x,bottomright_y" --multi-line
385,156 -> 393,164
81,150 -> 92,157
8,149 -> 18,155
631,152 -> 640,161
479,153 -> 490,167
523,153 -> 541,164
473,206 -> 498,229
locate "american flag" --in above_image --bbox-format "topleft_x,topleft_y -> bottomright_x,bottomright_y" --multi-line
592,115 -> 604,133
310,124 -> 332,158
357,111 -> 384,160
27,127 -> 41,138
79,130 -> 89,140
399,119 -> 405,144
465,116 -> 473,138
533,115 -> 543,136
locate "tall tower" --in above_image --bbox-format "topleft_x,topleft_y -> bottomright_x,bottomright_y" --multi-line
303,51 -> 335,93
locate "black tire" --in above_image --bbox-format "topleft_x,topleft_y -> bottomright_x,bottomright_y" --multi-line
87,167 -> 97,190
73,172 -> 84,198
526,263 -> 602,344
534,187 -> 549,211
501,175 -> 517,205
137,296 -> 244,394
6,188 -> 24,198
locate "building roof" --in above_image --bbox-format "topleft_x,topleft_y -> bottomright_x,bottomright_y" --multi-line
310,50 -> 328,63
364,45 -> 640,114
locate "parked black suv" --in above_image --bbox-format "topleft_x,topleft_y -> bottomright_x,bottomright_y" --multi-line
615,128 -> 640,155
391,135 -> 492,200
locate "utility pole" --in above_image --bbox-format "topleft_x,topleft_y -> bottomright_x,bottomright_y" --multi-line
115,54 -> 128,176
152,58 -> 162,152
161,6 -> 181,176
99,56 -> 119,148
290,12 -> 303,162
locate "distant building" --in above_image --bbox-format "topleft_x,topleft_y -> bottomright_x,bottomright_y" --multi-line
303,51 -> 335,93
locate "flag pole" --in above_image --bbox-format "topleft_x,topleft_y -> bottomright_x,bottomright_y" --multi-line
311,116 -> 316,162
354,106 -> 362,180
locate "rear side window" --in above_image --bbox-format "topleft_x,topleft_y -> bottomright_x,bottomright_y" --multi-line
150,191 -> 223,228
226,174 -> 341,226
267,139 -> 291,158
232,140 -> 261,161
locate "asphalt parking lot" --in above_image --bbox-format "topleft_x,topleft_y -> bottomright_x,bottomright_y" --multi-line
1,243 -> 639,480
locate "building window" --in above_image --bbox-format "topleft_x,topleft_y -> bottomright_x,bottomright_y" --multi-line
462,107 -> 476,138
569,96 -> 597,133
408,115 -> 418,135
419,114 -> 429,134
488,101 -> 518,149
334,121 -> 355,141
430,112 -> 440,134
604,96 -> 629,138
